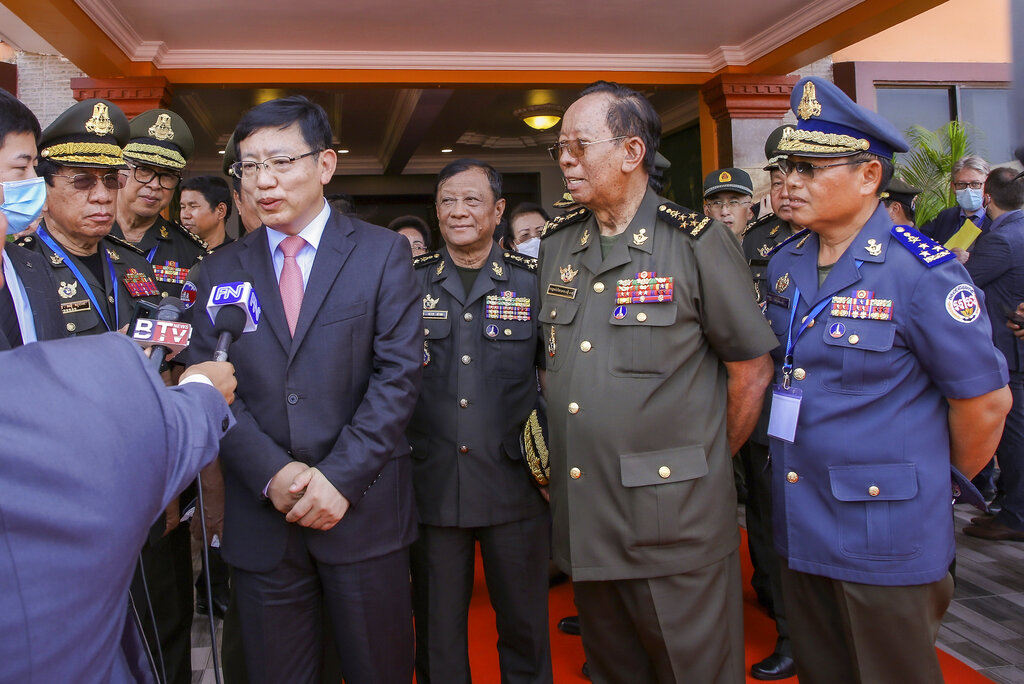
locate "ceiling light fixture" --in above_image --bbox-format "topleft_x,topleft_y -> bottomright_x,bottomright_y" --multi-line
441,148 -> 453,153
515,104 -> 564,131
338,149 -> 349,154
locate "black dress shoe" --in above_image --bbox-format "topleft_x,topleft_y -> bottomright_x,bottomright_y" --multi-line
557,615 -> 581,635
196,593 -> 229,619
751,653 -> 796,680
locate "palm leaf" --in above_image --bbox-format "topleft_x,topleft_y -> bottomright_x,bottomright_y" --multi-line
895,121 -> 975,226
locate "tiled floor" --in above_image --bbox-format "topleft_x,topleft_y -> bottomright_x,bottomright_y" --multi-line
188,504 -> 1024,683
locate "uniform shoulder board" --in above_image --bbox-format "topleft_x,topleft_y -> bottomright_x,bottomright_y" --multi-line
503,251 -> 537,271
105,234 -> 147,255
657,201 -> 712,239
170,220 -> 211,251
413,251 -> 442,268
890,224 -> 956,267
540,206 -> 590,239
767,227 -> 811,256
741,212 -> 776,238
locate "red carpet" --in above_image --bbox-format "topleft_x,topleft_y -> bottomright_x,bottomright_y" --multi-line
464,530 -> 992,682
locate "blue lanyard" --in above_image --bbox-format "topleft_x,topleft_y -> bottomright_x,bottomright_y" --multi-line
781,259 -> 863,388
146,245 -> 158,263
37,228 -> 120,331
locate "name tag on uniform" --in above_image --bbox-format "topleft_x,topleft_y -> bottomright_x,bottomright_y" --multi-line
767,386 -> 802,444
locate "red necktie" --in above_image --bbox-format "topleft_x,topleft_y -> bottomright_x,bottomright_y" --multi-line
278,235 -> 306,336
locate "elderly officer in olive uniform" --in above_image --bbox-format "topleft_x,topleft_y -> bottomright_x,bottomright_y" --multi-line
738,124 -> 798,681
764,77 -> 1011,684
18,99 -> 161,337
540,80 -> 777,683
409,158 -> 551,684
112,109 -> 208,300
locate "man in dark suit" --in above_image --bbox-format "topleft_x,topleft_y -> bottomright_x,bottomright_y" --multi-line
963,167 -> 1024,541
920,155 -> 993,245
0,333 -> 236,683
0,88 -> 64,347
190,96 -> 423,683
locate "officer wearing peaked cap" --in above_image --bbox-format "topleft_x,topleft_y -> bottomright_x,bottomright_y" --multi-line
112,109 -> 209,301
764,76 -> 1011,684
880,177 -> 922,227
21,99 -> 162,337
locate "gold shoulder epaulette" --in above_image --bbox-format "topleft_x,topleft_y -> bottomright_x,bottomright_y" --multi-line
105,234 -> 147,255
658,201 -> 711,239
170,220 -> 210,252
770,228 -> 811,255
741,212 -> 777,238
413,251 -> 442,268
503,251 -> 537,271
540,206 -> 590,239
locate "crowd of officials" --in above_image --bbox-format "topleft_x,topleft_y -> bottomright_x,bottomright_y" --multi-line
0,71 -> 1021,684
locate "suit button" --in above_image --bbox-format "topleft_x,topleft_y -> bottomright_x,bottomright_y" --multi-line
459,398 -> 469,408
222,417 -> 230,432
786,471 -> 799,483
636,312 -> 648,322
593,282 -> 605,293
461,355 -> 471,365
464,312 -> 473,322
459,445 -> 469,454
568,402 -> 579,414
793,368 -> 806,381
570,467 -> 582,479
868,485 -> 880,497
658,466 -> 671,479
287,393 -> 299,405
580,340 -> 592,352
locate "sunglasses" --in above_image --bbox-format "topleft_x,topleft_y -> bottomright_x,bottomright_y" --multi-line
51,172 -> 127,191
777,158 -> 868,179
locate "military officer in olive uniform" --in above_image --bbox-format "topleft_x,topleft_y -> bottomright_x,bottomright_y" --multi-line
112,109 -> 209,300
409,159 -> 552,684
20,99 -> 161,337
764,77 -> 1010,684
540,81 -> 777,683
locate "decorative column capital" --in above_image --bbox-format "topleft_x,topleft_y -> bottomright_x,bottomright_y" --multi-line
700,74 -> 798,121
70,77 -> 173,118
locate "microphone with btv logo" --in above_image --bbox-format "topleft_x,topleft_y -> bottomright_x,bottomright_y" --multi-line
131,297 -> 192,370
206,270 -> 261,361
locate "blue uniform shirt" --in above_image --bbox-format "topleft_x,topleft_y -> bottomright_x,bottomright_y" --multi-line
764,204 -> 1007,585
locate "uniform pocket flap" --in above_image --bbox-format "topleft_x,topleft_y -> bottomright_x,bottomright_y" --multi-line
620,445 -> 707,487
822,318 -> 895,352
609,305 -> 677,327
829,463 -> 917,502
482,319 -> 534,341
539,299 -> 579,325
423,316 -> 451,339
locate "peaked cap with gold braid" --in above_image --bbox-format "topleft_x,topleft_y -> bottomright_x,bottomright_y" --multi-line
123,109 -> 194,171
38,99 -> 128,169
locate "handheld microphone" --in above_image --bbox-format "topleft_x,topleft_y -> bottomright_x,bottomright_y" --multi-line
131,297 -> 191,369
207,270 -> 260,361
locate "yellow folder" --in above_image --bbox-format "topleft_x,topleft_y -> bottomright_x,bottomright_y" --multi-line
944,219 -> 982,250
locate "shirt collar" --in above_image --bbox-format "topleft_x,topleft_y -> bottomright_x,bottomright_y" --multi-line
266,198 -> 330,254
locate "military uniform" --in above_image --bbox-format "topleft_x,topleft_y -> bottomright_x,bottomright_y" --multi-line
110,215 -> 208,299
538,187 -> 777,681
408,243 -> 551,684
742,213 -> 793,307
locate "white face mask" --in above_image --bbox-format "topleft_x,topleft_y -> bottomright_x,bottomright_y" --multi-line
516,237 -> 540,257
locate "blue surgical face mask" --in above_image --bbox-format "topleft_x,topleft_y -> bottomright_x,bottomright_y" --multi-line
955,187 -> 984,213
1,176 -> 47,234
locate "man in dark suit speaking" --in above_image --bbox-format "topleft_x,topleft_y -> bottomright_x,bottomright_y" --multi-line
0,333 -> 236,682
190,96 -> 423,683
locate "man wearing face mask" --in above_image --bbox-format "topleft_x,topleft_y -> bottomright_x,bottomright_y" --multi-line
920,155 -> 992,246
0,89 -> 64,347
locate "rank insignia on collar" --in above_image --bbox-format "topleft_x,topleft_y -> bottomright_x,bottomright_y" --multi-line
50,253 -> 64,266
776,273 -> 790,293
758,244 -> 772,258
160,225 -> 169,239
632,228 -> 649,246
865,238 -> 882,257
796,234 -> 810,249
768,225 -> 780,237
107,249 -> 120,261
559,264 -> 579,283
436,260 -> 445,276
423,293 -> 440,310
58,280 -> 78,299
580,228 -> 590,246
491,261 -> 504,277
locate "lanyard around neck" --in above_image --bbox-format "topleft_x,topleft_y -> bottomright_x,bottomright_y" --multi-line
36,227 -> 119,331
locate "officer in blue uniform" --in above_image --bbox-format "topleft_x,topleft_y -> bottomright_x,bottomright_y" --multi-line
764,77 -> 1011,684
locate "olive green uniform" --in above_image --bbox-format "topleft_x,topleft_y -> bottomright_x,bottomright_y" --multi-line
111,215 -> 209,300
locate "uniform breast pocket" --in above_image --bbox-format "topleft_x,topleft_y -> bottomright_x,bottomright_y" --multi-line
830,463 -> 921,560
422,316 -> 451,377
821,318 -> 895,394
621,446 -> 708,547
538,300 -> 578,372
608,305 -> 677,377
482,319 -> 537,378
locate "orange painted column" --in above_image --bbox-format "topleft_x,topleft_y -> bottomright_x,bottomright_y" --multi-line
69,76 -> 173,119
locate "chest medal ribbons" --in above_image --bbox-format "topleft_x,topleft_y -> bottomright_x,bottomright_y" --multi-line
830,289 -> 893,321
616,271 -> 673,304
485,291 -> 531,321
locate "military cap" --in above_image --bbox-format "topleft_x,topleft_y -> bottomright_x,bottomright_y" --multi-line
881,177 -> 922,207
778,77 -> 908,158
122,109 -> 193,171
763,124 -> 795,170
221,132 -> 238,177
703,167 -> 753,198
38,99 -> 128,169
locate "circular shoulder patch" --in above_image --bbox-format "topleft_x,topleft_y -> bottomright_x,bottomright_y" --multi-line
945,283 -> 981,323
180,281 -> 197,309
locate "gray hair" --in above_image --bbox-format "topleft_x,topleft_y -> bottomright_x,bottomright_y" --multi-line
952,155 -> 990,179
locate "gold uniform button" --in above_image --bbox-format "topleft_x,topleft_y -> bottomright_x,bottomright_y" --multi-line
868,485 -> 880,497
107,295 -> 115,303
461,355 -> 471,365
424,328 -> 430,336
636,312 -> 648,322
593,282 -> 605,293
570,467 -> 582,479
550,310 -> 557,319
580,340 -> 592,352
459,398 -> 469,408
568,402 -> 580,414
658,466 -> 671,479
848,334 -> 860,345
793,368 -> 806,381
464,312 -> 473,322
66,322 -> 76,332
504,328 -> 512,336
786,471 -> 799,483
161,291 -> 169,298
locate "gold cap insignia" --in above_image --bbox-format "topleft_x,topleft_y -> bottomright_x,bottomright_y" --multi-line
423,293 -> 439,310
85,102 -> 115,136
719,171 -> 732,183
148,113 -> 175,141
797,81 -> 822,121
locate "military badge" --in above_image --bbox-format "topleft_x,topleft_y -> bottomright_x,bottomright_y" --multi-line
85,102 -> 115,136
797,81 -> 822,120
160,225 -> 169,239
775,273 -> 790,293
153,262 -> 189,284
865,238 -> 882,257
758,244 -> 772,258
614,305 -> 627,319
58,280 -> 78,299
107,249 -> 121,262
768,225 -> 780,237
122,268 -> 159,297
829,322 -> 846,338
485,291 -> 531,321
486,324 -> 499,338
718,170 -> 732,183
423,340 -> 431,367
50,253 -> 64,266
632,228 -> 649,246
180,281 -> 197,309
559,264 -> 578,283
149,113 -> 175,141
491,261 -> 504,277
548,325 -> 556,357
615,271 -> 673,304
945,284 -> 980,323
423,293 -> 440,310
580,228 -> 590,246
830,289 -> 893,320
436,260 -> 445,276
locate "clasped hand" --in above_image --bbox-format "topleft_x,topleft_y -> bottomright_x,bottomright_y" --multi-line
268,462 -> 349,531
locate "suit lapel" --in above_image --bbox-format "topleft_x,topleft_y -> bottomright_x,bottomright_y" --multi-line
289,213 -> 355,359
238,227 -> 292,353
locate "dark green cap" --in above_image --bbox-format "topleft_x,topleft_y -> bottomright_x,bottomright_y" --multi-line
704,168 -> 753,198
764,124 -> 795,170
222,132 -> 237,177
881,177 -> 922,205
123,109 -> 193,171
39,98 -> 128,169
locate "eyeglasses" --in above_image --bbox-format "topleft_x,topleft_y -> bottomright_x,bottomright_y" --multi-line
230,150 -> 321,180
778,158 -> 869,179
51,172 -> 126,191
706,199 -> 751,209
126,163 -> 181,189
952,181 -> 984,191
547,136 -> 628,161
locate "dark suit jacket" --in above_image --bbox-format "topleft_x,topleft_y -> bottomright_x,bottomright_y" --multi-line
966,209 -> 1024,371
2,241 -> 65,347
920,205 -> 992,245
190,208 -> 423,572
